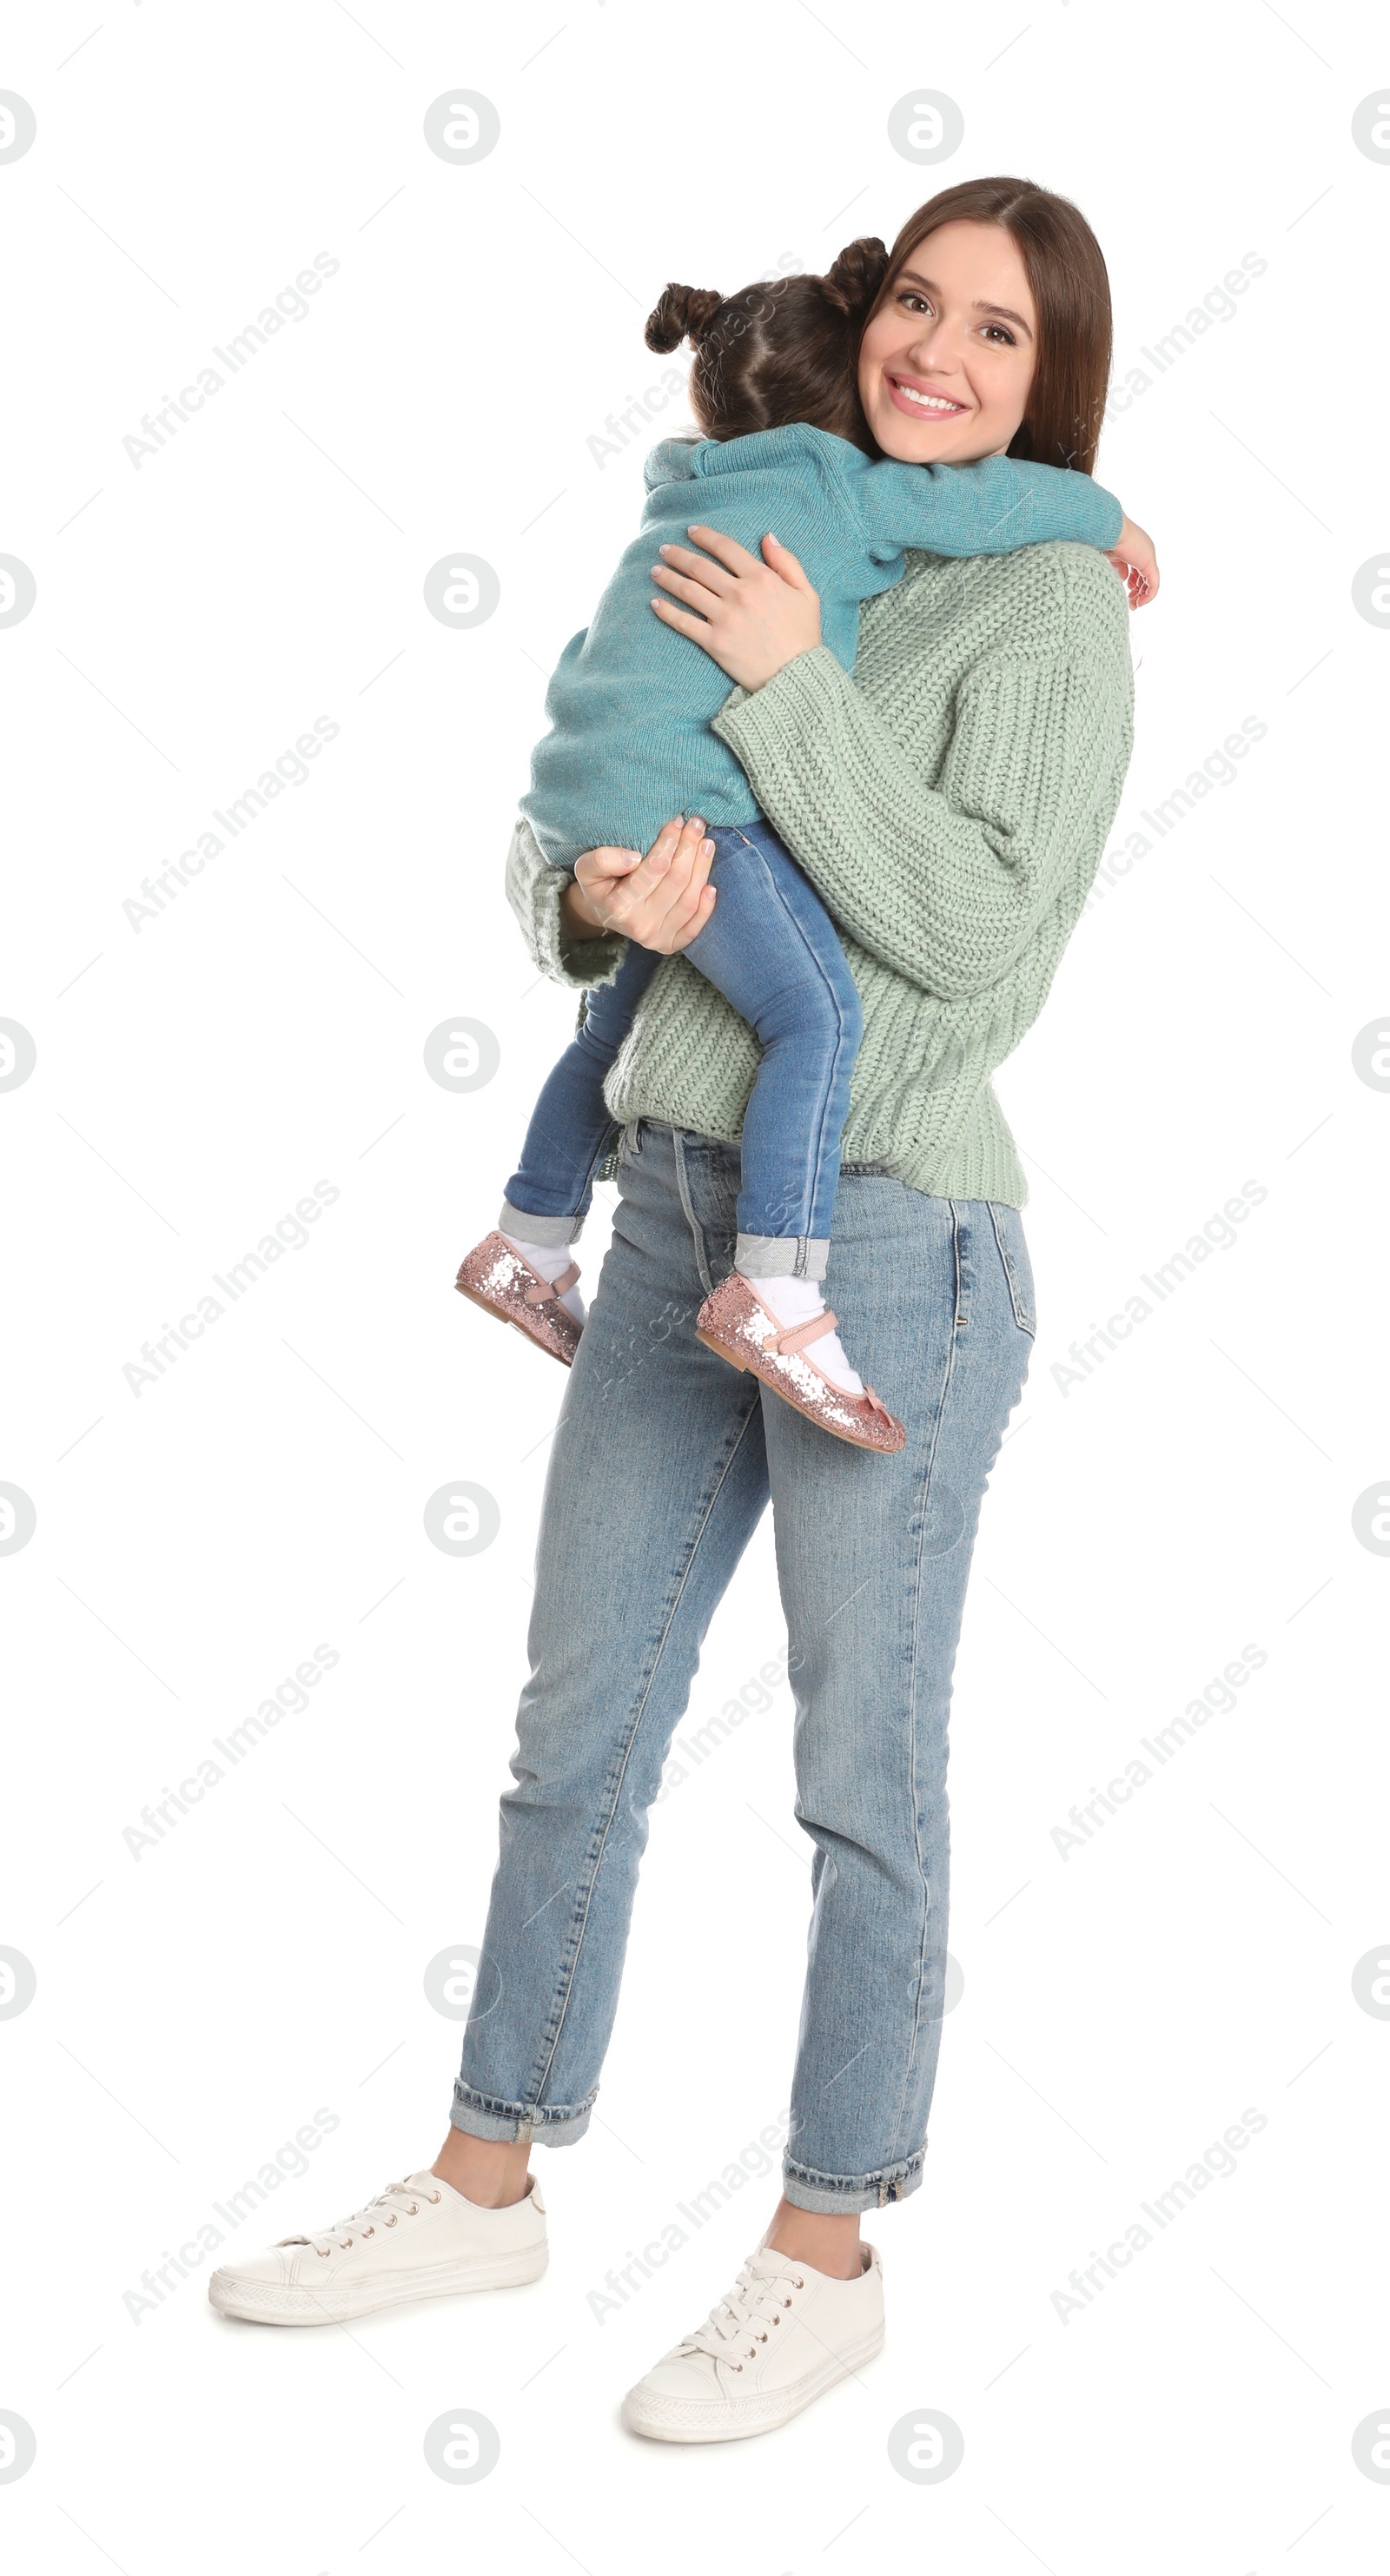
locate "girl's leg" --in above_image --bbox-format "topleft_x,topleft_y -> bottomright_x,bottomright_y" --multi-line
499,939 -> 661,1244
681,822 -> 863,1282
680,821 -> 868,1391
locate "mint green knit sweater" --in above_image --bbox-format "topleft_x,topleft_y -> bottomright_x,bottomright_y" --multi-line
506,539 -> 1135,1207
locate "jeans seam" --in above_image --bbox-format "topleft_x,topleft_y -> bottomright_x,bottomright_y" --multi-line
453,2078 -> 596,2127
511,1114 -> 617,1229
728,838 -> 860,1244
890,1225 -> 961,2167
573,1116 -> 620,1210
715,834 -> 859,1247
736,1231 -> 826,1277
672,1129 -> 716,1295
784,2151 -> 923,2189
529,1394 -> 764,2102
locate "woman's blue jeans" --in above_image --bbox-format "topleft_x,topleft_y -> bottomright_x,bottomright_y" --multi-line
453,1122 -> 1036,2212
501,820 -> 863,1281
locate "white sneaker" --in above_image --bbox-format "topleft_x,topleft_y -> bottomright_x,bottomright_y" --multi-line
622,2241 -> 884,2443
208,2169 -> 546,2326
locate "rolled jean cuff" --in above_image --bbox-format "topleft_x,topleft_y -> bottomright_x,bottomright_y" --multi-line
498,1201 -> 585,1248
735,1232 -> 831,1282
449,2077 -> 595,2148
781,2150 -> 924,2215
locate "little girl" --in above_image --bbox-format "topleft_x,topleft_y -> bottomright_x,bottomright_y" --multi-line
457,239 -> 1141,1451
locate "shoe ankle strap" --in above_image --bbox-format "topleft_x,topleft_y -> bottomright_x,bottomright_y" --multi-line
524,1261 -> 579,1307
771,1308 -> 837,1356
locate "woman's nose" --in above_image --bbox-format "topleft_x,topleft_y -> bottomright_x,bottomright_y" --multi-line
904,321 -> 955,372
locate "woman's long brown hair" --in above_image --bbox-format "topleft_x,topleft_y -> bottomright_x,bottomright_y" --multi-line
866,177 -> 1113,475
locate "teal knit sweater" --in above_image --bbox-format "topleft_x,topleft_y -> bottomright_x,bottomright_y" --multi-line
506,540 -> 1135,1209
520,426 -> 1122,871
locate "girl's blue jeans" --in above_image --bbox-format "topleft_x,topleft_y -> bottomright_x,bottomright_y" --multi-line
500,820 -> 863,1281
454,1122 -> 1036,2209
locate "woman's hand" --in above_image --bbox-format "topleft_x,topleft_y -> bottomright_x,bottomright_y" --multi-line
1107,514 -> 1159,609
649,525 -> 823,689
561,814 -> 717,952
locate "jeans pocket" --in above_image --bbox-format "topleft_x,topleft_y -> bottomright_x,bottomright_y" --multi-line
989,1202 -> 1036,1337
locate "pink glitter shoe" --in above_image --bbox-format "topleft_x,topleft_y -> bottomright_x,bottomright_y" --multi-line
454,1231 -> 583,1368
695,1275 -> 905,1454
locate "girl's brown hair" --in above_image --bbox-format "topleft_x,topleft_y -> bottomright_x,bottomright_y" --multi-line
644,239 -> 888,450
867,177 -> 1113,474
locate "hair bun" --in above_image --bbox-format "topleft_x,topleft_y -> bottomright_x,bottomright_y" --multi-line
644,282 -> 725,354
823,236 -> 890,316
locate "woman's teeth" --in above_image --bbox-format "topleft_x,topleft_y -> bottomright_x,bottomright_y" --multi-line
894,381 -> 963,413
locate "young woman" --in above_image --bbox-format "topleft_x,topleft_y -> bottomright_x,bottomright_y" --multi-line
212,176 -> 1151,2446
454,243 -> 1144,1443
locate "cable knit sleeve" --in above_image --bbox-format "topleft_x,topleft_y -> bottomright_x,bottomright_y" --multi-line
712,576 -> 1131,1003
504,816 -> 631,992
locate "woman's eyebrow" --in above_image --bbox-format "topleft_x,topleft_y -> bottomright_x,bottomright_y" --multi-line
975,301 -> 1033,336
895,268 -> 1034,338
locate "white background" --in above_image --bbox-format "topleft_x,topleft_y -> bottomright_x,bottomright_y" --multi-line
3,2 -> 1388,2569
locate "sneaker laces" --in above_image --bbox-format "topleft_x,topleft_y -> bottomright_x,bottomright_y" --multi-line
293,2175 -> 442,2255
681,2256 -> 804,2367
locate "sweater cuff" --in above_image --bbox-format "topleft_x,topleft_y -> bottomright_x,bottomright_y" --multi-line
712,646 -> 851,776
1084,483 -> 1123,550
505,816 -> 630,993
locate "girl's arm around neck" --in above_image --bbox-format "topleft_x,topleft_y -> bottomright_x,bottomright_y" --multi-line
853,452 -> 1123,560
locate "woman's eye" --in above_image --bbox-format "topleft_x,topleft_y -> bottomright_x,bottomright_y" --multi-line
982,324 -> 1016,346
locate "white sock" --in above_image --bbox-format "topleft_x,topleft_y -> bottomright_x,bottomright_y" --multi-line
741,1271 -> 863,1394
502,1233 -> 586,1324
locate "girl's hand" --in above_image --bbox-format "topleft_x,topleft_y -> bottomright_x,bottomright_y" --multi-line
649,525 -> 823,689
1107,514 -> 1159,608
563,815 -> 716,952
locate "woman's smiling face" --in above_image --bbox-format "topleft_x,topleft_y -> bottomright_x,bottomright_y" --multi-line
857,219 -> 1038,465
